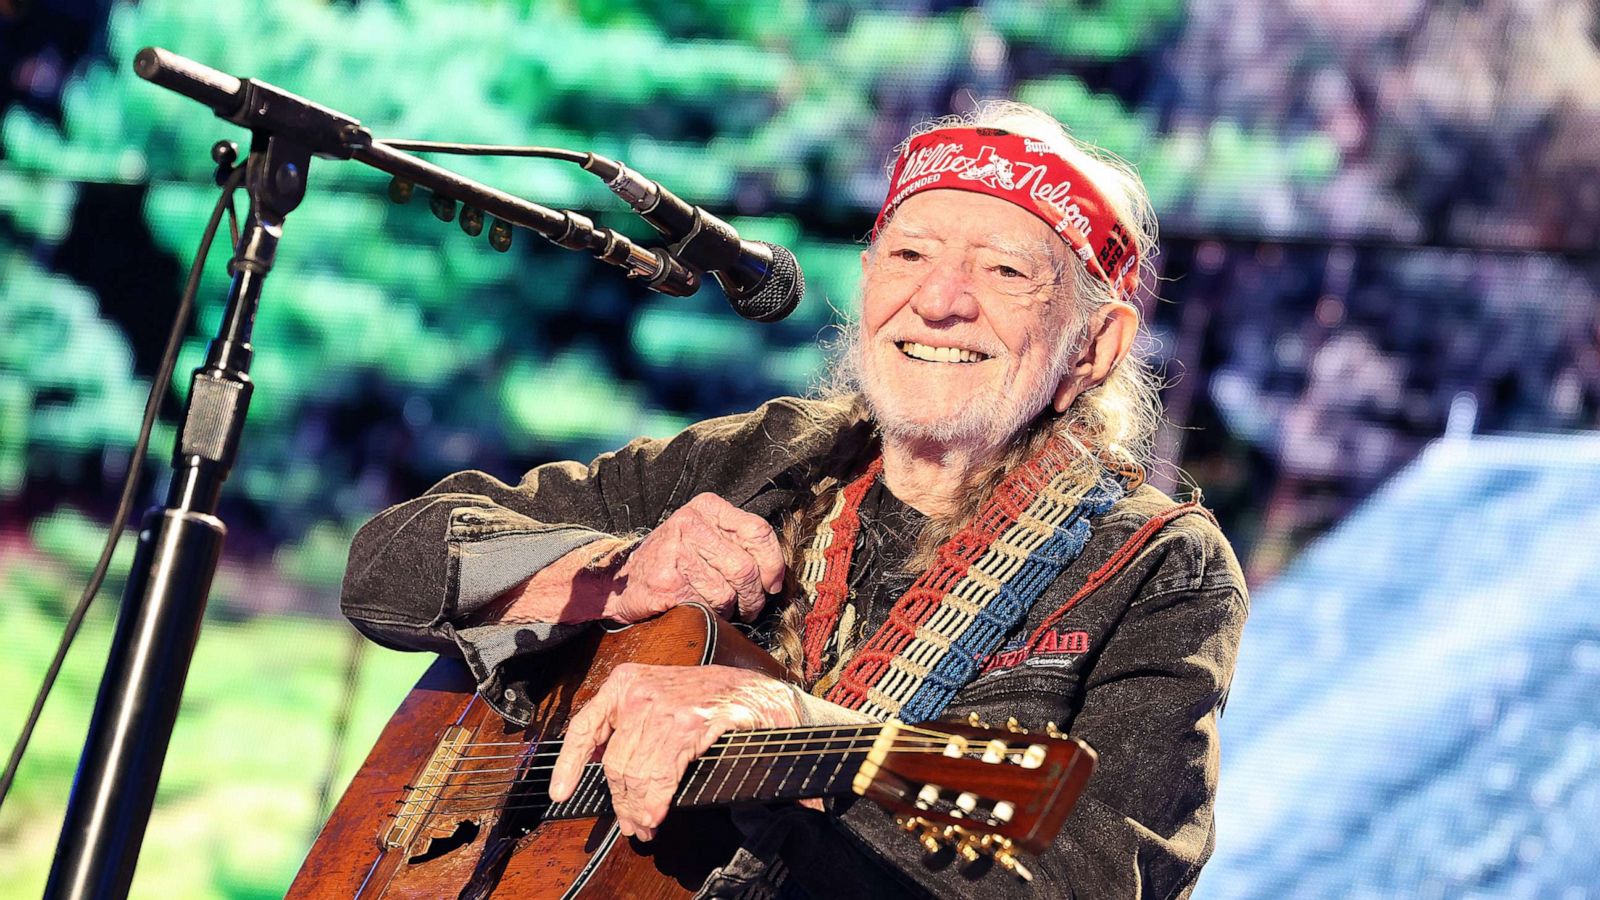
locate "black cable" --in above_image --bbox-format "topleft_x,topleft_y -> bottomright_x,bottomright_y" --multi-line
309,627 -> 367,836
0,164 -> 249,812
371,138 -> 587,164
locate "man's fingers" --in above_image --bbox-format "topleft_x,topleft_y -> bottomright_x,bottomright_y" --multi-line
686,494 -> 786,595
602,721 -> 651,836
551,691 -> 614,802
675,552 -> 740,617
704,502 -> 786,595
693,543 -> 767,621
623,714 -> 729,837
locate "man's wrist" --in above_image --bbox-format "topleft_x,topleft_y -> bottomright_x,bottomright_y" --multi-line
586,536 -> 643,621
484,536 -> 632,625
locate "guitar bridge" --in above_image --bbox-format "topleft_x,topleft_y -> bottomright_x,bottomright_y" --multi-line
383,725 -> 472,850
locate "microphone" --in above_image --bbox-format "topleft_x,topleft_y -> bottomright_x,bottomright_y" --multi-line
581,155 -> 804,322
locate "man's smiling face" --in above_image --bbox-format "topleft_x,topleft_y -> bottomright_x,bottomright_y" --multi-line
856,190 -> 1082,452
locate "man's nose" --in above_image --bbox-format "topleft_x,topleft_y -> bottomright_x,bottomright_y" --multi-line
908,259 -> 981,323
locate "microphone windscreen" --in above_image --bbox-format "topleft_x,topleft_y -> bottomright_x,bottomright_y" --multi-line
725,242 -> 804,323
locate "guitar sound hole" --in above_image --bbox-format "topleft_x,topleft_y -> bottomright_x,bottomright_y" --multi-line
407,819 -> 481,864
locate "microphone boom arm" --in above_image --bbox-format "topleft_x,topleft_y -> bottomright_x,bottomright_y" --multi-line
133,46 -> 700,295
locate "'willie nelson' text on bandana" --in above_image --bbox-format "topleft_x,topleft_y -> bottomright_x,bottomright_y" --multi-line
874,127 -> 1141,301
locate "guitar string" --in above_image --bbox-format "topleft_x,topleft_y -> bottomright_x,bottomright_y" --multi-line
405,761 -> 840,820
443,723 -> 989,769
412,739 -> 1036,826
443,731 -> 956,769
412,733 -> 994,786
397,740 -> 969,807
446,720 -> 969,752
388,732 -> 1038,821
414,798 -> 1015,823
387,725 -> 1053,825
392,741 -> 1027,821
394,738 -> 1037,816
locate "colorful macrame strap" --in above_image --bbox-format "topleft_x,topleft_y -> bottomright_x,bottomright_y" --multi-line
797,439 -> 1126,724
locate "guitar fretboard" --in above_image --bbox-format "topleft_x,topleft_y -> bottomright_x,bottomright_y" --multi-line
537,724 -> 881,820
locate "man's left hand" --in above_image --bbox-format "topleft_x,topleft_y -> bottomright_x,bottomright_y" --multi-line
547,663 -> 806,841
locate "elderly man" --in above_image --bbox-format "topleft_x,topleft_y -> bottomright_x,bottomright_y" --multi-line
341,101 -> 1247,898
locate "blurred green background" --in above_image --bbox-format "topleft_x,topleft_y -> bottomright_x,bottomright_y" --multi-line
2,0 -> 1596,895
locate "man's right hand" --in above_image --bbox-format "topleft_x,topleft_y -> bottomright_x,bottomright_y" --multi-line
604,492 -> 785,624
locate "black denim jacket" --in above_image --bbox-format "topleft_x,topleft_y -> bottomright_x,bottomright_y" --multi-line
341,397 -> 1249,899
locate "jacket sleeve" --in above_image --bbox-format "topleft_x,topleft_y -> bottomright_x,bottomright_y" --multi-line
831,528 -> 1249,900
339,397 -> 839,701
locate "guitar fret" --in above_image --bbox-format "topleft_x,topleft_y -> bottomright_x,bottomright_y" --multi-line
745,730 -> 792,801
725,731 -> 764,802
787,730 -> 838,791
564,764 -> 601,818
841,728 -> 875,792
769,740 -> 806,798
715,733 -> 750,804
580,766 -> 610,817
793,745 -> 831,797
684,736 -> 728,806
828,748 -> 869,795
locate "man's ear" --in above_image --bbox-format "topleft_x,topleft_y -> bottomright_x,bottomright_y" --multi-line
1052,302 -> 1139,413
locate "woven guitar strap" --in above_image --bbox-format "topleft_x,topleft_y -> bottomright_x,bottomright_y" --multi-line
797,443 -> 1212,724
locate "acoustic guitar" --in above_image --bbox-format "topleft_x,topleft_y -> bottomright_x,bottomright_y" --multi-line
290,603 -> 1096,898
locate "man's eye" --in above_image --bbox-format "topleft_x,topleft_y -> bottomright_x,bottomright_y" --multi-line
891,248 -> 924,262
993,265 -> 1026,278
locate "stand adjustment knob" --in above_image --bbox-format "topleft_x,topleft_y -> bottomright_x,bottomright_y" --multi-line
428,191 -> 456,222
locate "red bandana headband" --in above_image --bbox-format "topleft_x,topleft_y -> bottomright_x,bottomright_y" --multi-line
874,127 -> 1141,300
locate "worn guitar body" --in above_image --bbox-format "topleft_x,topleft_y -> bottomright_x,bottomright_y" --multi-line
292,604 -> 1097,897
291,604 -> 779,899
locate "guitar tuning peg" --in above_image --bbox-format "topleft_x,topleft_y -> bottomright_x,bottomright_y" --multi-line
896,815 -> 925,833
957,841 -> 983,863
1005,717 -> 1027,734
459,206 -> 484,237
967,712 -> 989,729
1045,721 -> 1063,738
956,831 -> 995,864
994,847 -> 1034,882
917,823 -> 946,855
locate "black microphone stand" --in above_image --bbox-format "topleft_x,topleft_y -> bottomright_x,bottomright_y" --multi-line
42,112 -> 324,900
44,47 -> 701,899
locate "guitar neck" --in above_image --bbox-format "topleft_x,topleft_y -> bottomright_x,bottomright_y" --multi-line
537,723 -> 884,821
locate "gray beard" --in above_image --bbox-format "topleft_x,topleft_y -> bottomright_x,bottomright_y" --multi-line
828,320 -> 1081,453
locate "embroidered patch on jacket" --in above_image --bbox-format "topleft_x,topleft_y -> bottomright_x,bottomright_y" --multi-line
979,629 -> 1091,674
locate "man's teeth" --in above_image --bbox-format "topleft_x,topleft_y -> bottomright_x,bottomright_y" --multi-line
898,341 -> 988,363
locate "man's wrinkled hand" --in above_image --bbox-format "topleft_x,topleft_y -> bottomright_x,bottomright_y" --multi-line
604,492 -> 784,624
547,663 -> 806,841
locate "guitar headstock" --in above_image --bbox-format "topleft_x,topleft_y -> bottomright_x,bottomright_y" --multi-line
851,714 -> 1096,880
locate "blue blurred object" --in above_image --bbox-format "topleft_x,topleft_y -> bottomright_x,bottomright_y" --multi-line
1202,431 -> 1600,899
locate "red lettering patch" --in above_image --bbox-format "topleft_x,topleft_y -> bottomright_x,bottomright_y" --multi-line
979,630 -> 1091,673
